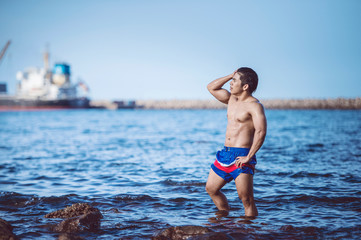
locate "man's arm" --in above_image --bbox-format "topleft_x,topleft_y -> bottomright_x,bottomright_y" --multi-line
207,72 -> 234,104
235,103 -> 267,166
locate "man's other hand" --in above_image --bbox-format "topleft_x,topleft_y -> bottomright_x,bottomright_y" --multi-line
235,156 -> 251,167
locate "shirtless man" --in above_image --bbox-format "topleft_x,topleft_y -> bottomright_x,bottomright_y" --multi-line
206,67 -> 267,217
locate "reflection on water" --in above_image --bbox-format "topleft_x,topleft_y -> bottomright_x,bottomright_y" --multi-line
0,109 -> 360,239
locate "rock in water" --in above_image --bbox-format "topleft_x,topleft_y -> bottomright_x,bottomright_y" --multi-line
54,211 -> 102,233
58,233 -> 85,240
45,203 -> 102,233
153,225 -> 232,240
280,225 -> 295,231
45,203 -> 101,219
0,218 -> 19,240
189,232 -> 234,240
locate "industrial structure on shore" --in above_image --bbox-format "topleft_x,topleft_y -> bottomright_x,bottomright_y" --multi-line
0,41 -> 92,110
0,41 -> 135,111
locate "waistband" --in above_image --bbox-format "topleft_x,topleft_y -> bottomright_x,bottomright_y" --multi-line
223,146 -> 250,153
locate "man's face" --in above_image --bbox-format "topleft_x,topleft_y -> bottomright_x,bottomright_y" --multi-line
230,72 -> 243,94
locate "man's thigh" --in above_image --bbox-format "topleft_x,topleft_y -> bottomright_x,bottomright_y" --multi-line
235,173 -> 254,197
206,169 -> 228,193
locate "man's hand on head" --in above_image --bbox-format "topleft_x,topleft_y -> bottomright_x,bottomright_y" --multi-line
231,70 -> 238,79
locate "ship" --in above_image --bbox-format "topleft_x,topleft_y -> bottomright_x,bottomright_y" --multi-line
0,41 -> 90,111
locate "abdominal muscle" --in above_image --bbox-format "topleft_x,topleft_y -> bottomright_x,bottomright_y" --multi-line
224,122 -> 255,148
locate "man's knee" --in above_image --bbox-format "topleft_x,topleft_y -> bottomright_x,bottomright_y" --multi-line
205,184 -> 219,196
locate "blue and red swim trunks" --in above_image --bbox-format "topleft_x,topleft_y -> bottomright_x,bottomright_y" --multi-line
211,146 -> 256,182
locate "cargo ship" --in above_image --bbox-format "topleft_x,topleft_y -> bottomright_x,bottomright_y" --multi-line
0,41 -> 90,111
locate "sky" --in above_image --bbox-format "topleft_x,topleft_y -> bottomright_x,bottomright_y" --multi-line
0,0 -> 360,100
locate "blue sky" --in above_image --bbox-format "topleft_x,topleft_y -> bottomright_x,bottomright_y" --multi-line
1,0 -> 360,100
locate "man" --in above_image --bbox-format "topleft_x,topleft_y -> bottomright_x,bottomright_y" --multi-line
205,67 -> 267,217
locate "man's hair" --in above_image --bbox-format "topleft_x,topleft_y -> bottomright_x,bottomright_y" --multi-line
236,67 -> 258,94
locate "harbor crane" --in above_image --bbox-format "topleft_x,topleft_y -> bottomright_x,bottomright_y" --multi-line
0,40 -> 11,65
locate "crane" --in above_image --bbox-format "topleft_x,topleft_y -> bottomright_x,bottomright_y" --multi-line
0,40 -> 11,65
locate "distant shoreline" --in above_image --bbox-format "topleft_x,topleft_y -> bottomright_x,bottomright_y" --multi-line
133,98 -> 361,110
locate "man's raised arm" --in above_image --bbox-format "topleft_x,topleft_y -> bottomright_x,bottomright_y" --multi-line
207,72 -> 234,104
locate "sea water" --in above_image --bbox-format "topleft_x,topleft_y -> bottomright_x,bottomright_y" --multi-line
0,109 -> 360,239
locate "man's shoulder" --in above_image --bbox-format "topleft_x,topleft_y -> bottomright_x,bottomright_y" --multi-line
246,97 -> 263,107
249,100 -> 265,115
240,97 -> 264,113
249,99 -> 263,107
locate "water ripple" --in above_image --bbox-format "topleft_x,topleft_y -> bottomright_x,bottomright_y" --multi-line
0,109 -> 360,239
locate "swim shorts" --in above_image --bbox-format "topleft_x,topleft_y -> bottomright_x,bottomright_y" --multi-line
211,146 -> 256,182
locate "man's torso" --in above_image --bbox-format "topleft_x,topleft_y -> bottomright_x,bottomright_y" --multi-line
224,96 -> 259,148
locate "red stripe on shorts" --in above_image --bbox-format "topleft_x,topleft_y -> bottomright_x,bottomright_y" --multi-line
214,160 -> 255,173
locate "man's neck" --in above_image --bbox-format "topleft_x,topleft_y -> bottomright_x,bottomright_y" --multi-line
231,92 -> 252,102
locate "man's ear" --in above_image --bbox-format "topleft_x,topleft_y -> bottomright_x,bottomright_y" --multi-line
243,84 -> 249,91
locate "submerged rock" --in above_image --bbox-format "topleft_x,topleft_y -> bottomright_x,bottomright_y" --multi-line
54,211 -> 102,232
45,203 -> 102,233
189,232 -> 233,240
58,233 -> 85,240
280,225 -> 295,231
153,225 -> 232,240
0,218 -> 19,240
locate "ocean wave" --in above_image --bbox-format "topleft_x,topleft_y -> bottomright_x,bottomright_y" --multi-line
0,192 -> 36,207
289,171 -> 334,178
0,192 -> 79,208
258,193 -> 361,205
167,197 -> 191,203
113,194 -> 158,202
162,179 -> 204,186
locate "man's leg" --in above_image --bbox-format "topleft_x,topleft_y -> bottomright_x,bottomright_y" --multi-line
205,169 -> 229,211
235,173 -> 258,216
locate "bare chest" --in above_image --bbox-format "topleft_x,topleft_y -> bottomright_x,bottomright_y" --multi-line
227,104 -> 252,124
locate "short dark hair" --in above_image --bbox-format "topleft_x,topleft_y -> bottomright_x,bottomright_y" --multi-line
237,67 -> 258,94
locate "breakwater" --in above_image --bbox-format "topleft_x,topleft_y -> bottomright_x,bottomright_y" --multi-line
135,98 -> 361,110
